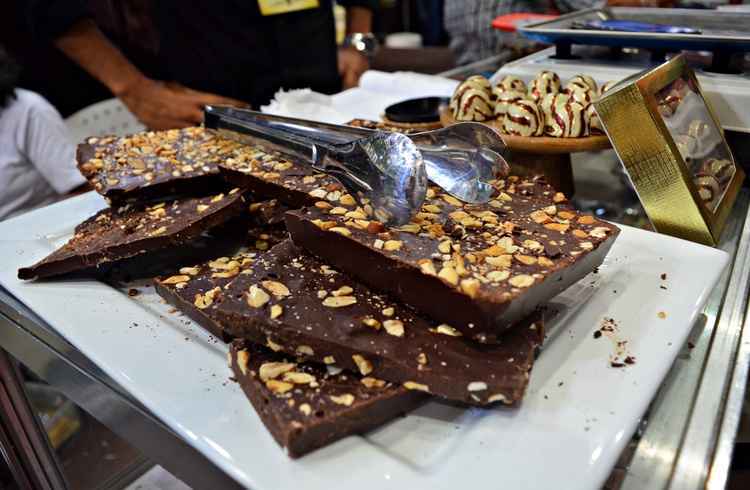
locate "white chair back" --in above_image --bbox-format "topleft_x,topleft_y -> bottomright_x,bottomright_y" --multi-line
64,98 -> 146,144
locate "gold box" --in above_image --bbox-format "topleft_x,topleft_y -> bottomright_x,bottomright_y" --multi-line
594,54 -> 744,246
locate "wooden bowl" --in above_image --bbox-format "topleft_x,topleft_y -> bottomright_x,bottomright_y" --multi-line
439,108 -> 611,154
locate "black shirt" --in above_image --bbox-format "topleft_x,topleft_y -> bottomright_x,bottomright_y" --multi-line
27,0 -> 375,109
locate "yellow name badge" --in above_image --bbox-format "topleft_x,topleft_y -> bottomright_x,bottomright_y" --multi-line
257,0 -> 320,16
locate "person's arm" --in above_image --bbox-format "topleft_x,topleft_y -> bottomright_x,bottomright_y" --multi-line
337,3 -> 375,89
54,20 -> 247,129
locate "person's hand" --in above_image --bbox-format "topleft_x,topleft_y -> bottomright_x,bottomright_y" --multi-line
337,46 -> 369,89
116,77 -> 248,130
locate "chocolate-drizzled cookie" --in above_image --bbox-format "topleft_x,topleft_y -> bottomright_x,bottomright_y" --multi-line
494,90 -> 526,119
528,71 -> 561,103
449,75 -> 491,114
567,74 -> 597,93
503,99 -> 544,136
495,75 -> 527,95
542,93 -> 586,138
565,84 -> 595,107
454,88 -> 494,122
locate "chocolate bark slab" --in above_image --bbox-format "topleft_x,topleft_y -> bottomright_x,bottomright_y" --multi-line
285,175 -> 619,341
77,127 -> 240,204
210,240 -> 544,405
218,147 -> 342,208
18,189 -> 247,280
229,339 -> 426,458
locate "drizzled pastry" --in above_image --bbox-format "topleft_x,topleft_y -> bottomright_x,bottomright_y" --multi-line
567,74 -> 597,93
586,104 -> 604,136
454,88 -> 493,121
528,71 -> 561,103
542,95 -> 586,138
694,174 -> 721,208
494,90 -> 526,119
495,75 -> 527,94
565,84 -> 595,107
701,158 -> 734,185
449,75 -> 491,115
503,99 -> 544,136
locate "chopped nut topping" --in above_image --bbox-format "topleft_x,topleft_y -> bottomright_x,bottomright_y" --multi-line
312,219 -> 337,230
499,192 -> 513,202
398,223 -> 421,234
538,257 -> 555,268
434,324 -> 462,336
161,274 -> 191,285
438,240 -> 452,254
417,353 -> 427,365
345,209 -> 367,220
573,229 -> 589,239
323,356 -> 336,364
367,221 -> 385,234
196,204 -> 209,213
270,304 -> 283,319
266,337 -> 283,352
509,274 -> 535,288
460,278 -> 480,298
332,286 -> 354,297
259,362 -> 296,382
467,381 -> 487,392
329,206 -> 348,215
149,226 -> 167,236
486,255 -> 513,269
438,265 -> 459,286
314,201 -> 332,210
194,287 -> 221,309
543,205 -> 557,216
383,240 -> 403,251
443,194 -> 463,207
515,254 -> 537,266
266,379 -> 294,395
309,188 -> 327,199
382,307 -> 395,317
361,377 -> 386,389
403,381 -> 429,392
488,393 -> 508,403
210,193 -> 225,203
558,210 -> 576,220
246,284 -> 270,308
299,403 -> 312,415
383,319 -> 404,337
418,259 -> 437,276
373,239 -> 384,249
237,350 -> 250,376
544,222 -> 569,233
261,280 -> 291,298
487,270 -> 510,282
530,210 -> 551,224
179,267 -> 200,276
352,354 -> 373,375
317,290 -> 328,299
579,241 -> 594,250
578,215 -> 596,225
330,227 -> 351,237
362,317 -> 381,330
553,192 -> 566,203
296,345 -> 314,356
339,194 -> 356,206
283,372 -> 316,385
590,227 -> 610,238
322,296 -> 357,308
330,393 -> 355,406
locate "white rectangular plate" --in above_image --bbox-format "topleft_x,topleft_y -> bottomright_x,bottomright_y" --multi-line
0,193 -> 728,490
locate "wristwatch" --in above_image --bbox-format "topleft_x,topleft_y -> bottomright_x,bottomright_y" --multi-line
342,33 -> 379,59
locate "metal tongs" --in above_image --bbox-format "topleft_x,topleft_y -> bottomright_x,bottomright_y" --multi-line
204,106 -> 509,225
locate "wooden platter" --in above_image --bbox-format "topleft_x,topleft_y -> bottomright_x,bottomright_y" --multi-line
439,108 -> 611,154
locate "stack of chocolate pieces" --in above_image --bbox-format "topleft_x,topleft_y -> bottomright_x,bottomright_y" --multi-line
20,125 -> 620,458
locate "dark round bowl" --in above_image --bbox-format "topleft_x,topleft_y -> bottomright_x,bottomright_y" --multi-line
384,97 -> 450,123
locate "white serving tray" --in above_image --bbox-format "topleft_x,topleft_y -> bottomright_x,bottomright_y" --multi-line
0,192 -> 728,490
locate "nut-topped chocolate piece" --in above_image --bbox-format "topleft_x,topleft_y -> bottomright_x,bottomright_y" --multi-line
229,340 -> 426,458
541,93 -> 587,138
503,99 -> 544,137
285,176 -> 620,341
219,146 -> 343,208
77,127 -> 237,204
193,240 -> 545,405
18,189 -> 247,280
528,70 -> 561,103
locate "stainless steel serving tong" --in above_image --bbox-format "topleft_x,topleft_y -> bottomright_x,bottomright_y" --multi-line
204,106 -> 510,225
